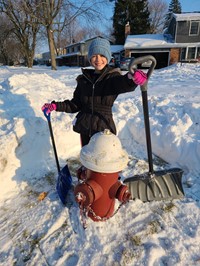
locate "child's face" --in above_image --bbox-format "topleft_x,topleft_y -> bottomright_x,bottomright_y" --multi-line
90,54 -> 108,71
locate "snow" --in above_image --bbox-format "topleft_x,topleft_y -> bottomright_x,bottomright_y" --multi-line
124,34 -> 169,49
124,33 -> 200,49
111,45 -> 124,53
173,12 -> 200,21
0,63 -> 200,265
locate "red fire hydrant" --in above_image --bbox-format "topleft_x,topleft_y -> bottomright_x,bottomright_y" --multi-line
74,129 -> 131,222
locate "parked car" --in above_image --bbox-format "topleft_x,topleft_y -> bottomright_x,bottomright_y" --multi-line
109,57 -> 120,68
109,57 -> 115,67
120,58 -> 132,71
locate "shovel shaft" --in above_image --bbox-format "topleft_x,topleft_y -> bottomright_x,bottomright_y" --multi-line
47,119 -> 61,173
43,110 -> 72,204
142,91 -> 154,174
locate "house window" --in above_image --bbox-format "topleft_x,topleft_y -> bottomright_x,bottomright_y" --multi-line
77,45 -> 80,52
190,21 -> 199,35
197,47 -> 200,60
181,47 -> 199,60
187,47 -> 196,59
180,48 -> 186,60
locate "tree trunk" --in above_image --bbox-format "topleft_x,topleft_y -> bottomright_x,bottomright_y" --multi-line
47,26 -> 57,70
22,41 -> 36,68
27,54 -> 33,68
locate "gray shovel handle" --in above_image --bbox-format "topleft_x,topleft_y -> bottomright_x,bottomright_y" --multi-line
128,55 -> 157,91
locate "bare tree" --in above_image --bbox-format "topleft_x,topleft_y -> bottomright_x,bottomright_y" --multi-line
1,0 -> 111,69
57,23 -> 105,48
0,13 -> 25,66
0,0 -> 41,68
35,0 -> 111,70
148,0 -> 168,33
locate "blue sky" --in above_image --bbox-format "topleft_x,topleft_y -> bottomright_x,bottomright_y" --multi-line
168,0 -> 200,12
107,0 -> 200,18
105,0 -> 200,27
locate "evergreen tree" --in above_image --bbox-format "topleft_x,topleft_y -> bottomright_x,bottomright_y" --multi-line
163,0 -> 182,30
112,0 -> 150,44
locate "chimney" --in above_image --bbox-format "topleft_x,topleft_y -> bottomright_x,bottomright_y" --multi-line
125,21 -> 130,38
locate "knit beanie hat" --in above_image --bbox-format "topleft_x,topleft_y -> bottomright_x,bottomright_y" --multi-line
88,38 -> 111,63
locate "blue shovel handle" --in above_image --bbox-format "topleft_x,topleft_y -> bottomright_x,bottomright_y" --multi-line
43,108 -> 51,121
43,109 -> 60,173
42,108 -> 72,205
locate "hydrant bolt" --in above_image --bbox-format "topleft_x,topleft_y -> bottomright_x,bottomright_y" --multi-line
76,192 -> 86,203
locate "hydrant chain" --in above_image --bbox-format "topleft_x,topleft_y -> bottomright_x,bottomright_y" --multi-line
88,201 -> 127,222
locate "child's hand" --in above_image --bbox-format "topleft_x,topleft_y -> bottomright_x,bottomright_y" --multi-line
128,70 -> 147,85
41,103 -> 56,114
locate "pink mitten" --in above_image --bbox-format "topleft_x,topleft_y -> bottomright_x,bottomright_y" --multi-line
41,103 -> 56,114
128,70 -> 147,85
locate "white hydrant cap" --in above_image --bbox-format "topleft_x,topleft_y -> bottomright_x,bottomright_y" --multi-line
80,129 -> 129,173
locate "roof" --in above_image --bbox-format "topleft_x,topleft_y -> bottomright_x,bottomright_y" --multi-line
65,36 -> 112,49
124,34 -> 169,49
110,45 -> 124,53
57,52 -> 81,58
173,12 -> 200,21
124,34 -> 200,49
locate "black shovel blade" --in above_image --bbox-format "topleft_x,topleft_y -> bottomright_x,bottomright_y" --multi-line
124,168 -> 184,202
56,164 -> 72,205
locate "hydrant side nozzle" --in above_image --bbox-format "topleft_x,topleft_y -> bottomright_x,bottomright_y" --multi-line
74,183 -> 95,207
74,180 -> 103,208
109,180 -> 123,198
116,184 -> 132,203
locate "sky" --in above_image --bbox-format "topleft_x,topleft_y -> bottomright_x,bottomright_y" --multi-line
107,0 -> 200,18
0,59 -> 200,265
169,0 -> 200,12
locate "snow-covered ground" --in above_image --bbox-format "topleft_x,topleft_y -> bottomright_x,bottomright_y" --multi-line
0,63 -> 200,266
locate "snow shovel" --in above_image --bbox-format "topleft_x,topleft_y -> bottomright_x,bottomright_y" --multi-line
43,110 -> 72,204
124,55 -> 184,202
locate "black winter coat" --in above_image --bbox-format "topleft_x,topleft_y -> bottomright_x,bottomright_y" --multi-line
54,65 -> 137,137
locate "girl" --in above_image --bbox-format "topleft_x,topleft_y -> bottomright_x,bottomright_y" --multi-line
42,37 -> 147,146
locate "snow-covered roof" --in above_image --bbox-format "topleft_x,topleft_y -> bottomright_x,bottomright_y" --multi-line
124,34 -> 169,49
110,45 -> 124,53
56,52 -> 81,59
173,12 -> 200,21
124,34 -> 200,49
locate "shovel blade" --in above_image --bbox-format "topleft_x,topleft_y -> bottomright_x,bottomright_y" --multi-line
124,168 -> 184,202
56,165 -> 72,204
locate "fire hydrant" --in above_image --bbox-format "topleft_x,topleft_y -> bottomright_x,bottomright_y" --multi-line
74,129 -> 131,222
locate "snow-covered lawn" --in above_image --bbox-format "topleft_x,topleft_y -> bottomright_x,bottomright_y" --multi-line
0,63 -> 200,265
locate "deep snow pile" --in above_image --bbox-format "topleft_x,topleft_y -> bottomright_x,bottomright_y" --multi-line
0,63 -> 200,266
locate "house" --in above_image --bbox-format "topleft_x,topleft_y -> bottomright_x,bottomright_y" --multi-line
167,12 -> 200,63
124,12 -> 200,69
35,51 -> 51,65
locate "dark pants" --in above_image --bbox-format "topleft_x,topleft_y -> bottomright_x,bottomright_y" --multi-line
80,133 -> 90,147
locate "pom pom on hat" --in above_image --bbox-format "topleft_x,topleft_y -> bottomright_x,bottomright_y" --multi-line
88,38 -> 111,63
